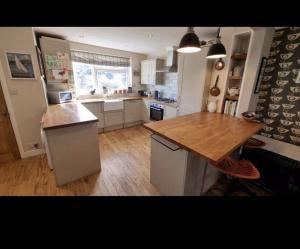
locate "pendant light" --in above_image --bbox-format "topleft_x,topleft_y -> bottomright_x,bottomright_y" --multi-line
206,27 -> 227,59
177,27 -> 201,53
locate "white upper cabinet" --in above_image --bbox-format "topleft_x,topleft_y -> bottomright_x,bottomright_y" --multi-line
141,59 -> 164,85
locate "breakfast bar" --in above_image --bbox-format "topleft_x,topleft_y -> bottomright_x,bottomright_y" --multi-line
41,103 -> 101,186
143,112 -> 263,196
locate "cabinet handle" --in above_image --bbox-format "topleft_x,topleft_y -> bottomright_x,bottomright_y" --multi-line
150,134 -> 180,151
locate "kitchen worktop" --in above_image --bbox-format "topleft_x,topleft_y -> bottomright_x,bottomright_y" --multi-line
42,102 -> 98,130
143,112 -> 263,163
78,96 -> 144,104
78,96 -> 178,108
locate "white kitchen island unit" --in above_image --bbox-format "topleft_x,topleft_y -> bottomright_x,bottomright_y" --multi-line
42,103 -> 101,186
144,112 -> 264,196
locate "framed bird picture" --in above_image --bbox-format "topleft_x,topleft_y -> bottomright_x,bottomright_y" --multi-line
5,51 -> 36,79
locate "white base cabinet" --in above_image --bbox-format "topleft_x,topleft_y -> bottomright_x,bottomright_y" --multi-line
142,98 -> 151,123
163,105 -> 177,120
150,134 -> 220,196
124,100 -> 142,123
82,102 -> 104,131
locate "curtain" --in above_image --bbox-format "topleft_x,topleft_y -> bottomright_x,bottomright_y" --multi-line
71,50 -> 130,67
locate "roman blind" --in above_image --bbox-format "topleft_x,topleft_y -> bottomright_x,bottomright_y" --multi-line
71,50 -> 130,67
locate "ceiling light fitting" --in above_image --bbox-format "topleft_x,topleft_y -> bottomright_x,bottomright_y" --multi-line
177,27 -> 201,53
206,27 -> 227,59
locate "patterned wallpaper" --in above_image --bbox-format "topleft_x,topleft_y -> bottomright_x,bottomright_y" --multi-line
256,27 -> 300,145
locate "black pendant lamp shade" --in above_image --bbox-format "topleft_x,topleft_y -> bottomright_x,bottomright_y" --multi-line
206,28 -> 227,59
177,27 -> 201,53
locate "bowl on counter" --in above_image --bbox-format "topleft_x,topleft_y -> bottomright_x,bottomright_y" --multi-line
241,111 -> 261,123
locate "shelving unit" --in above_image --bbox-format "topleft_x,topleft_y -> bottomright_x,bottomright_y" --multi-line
225,95 -> 239,101
222,31 -> 252,116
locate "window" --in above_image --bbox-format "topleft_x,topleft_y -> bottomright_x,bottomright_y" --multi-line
71,50 -> 131,96
72,62 -> 130,95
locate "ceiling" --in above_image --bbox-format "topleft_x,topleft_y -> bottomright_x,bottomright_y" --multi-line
33,27 -> 218,55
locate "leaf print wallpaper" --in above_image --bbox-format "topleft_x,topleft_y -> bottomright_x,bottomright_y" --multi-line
256,27 -> 300,145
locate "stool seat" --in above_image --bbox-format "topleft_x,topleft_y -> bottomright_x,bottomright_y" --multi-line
213,157 -> 260,180
243,137 -> 266,149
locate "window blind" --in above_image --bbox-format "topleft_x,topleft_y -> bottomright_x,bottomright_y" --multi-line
71,50 -> 130,67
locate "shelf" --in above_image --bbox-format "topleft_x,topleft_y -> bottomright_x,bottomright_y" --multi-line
225,95 -> 239,101
228,76 -> 243,80
231,53 -> 247,60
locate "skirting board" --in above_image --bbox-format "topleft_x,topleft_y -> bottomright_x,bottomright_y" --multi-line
254,134 -> 300,161
22,148 -> 45,158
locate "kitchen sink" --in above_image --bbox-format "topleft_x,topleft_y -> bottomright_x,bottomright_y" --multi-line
103,99 -> 124,111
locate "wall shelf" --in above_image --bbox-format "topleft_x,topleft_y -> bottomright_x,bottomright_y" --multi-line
225,95 -> 239,101
231,53 -> 247,60
221,31 -> 252,117
228,76 -> 243,80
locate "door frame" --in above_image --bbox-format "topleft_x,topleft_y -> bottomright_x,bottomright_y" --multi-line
0,59 -> 23,158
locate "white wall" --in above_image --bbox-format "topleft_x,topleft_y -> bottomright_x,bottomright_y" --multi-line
206,27 -> 274,114
0,27 -> 48,158
69,41 -> 147,91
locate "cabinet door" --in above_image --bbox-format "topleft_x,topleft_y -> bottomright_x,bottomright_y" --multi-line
104,111 -> 124,127
150,135 -> 188,196
148,59 -> 156,85
82,102 -> 102,128
164,105 -> 177,120
142,99 -> 150,123
141,60 -> 148,84
124,100 -> 142,123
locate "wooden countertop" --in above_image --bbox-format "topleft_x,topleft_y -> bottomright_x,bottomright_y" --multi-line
79,96 -> 144,104
78,96 -> 178,108
143,112 -> 263,163
42,103 -> 98,130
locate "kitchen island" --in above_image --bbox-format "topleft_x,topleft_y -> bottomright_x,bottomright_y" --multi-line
41,102 -> 101,186
143,112 -> 263,196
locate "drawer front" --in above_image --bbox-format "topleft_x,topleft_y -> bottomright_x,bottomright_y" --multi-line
104,111 -> 124,126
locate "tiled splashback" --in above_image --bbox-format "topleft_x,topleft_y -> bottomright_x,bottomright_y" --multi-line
145,73 -> 178,99
256,27 -> 300,146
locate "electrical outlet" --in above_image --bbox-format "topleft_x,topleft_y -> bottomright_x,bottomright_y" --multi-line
26,142 -> 39,150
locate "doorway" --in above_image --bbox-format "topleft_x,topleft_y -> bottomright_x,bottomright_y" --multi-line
0,81 -> 20,164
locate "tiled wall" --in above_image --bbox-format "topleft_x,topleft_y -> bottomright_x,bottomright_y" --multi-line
146,72 -> 178,99
256,27 -> 300,146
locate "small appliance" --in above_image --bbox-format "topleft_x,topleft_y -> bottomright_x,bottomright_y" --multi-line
47,90 -> 73,104
138,90 -> 147,96
154,90 -> 161,99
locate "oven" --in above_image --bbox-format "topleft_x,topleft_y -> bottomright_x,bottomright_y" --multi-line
150,103 -> 164,121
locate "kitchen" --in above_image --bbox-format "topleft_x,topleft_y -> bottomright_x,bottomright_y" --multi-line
0,27 -> 299,196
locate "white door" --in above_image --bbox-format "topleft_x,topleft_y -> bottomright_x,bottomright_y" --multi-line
177,47 -> 209,116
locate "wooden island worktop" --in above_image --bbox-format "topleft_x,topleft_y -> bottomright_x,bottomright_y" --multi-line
143,112 -> 263,164
42,102 -> 98,130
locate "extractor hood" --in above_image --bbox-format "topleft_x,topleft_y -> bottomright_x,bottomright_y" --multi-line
156,46 -> 178,73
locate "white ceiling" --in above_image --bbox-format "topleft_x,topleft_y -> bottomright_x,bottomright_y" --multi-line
33,27 -> 218,55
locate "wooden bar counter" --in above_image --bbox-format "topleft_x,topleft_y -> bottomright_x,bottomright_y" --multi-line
143,112 -> 263,196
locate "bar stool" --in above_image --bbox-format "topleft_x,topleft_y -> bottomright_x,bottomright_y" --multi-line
243,137 -> 266,150
212,137 -> 266,196
212,157 -> 261,196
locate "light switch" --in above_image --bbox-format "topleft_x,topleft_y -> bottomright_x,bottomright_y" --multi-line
9,90 -> 18,95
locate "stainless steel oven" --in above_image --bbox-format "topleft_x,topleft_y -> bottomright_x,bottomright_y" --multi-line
150,103 -> 164,121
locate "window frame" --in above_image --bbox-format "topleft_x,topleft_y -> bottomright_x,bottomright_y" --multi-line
72,62 -> 131,96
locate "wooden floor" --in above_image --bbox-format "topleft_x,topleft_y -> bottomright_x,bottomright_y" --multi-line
0,125 -> 271,196
0,125 -> 159,196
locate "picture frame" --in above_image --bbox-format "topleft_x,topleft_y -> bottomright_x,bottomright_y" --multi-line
254,56 -> 267,93
35,46 -> 45,78
5,51 -> 36,79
